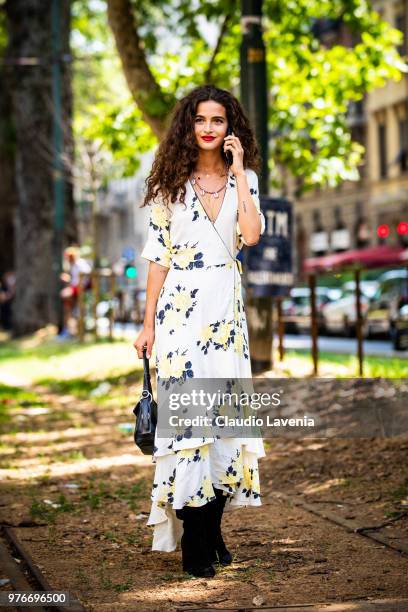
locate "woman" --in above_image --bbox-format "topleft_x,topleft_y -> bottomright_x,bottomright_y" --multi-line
134,84 -> 266,578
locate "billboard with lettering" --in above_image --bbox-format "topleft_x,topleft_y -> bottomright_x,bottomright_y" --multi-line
246,196 -> 293,297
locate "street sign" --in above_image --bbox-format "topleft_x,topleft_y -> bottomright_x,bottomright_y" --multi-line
246,196 -> 293,297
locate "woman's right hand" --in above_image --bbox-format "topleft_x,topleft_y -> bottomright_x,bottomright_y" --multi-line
133,326 -> 155,359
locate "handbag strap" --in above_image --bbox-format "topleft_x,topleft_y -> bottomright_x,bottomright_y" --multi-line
142,348 -> 153,395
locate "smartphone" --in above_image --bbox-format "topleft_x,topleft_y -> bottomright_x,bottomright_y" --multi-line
225,126 -> 233,165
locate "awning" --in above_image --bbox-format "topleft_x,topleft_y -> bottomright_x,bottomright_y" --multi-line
303,245 -> 408,273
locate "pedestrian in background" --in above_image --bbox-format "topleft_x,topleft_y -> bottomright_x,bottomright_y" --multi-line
59,246 -> 92,338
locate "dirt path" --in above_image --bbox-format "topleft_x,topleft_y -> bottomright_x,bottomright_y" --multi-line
0,380 -> 407,611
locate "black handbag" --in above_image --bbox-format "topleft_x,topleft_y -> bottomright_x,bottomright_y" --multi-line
132,348 -> 157,455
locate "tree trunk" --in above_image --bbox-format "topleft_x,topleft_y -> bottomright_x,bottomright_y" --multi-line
60,1 -> 76,247
5,0 -> 75,336
106,0 -> 232,138
106,0 -> 173,139
0,68 -> 17,277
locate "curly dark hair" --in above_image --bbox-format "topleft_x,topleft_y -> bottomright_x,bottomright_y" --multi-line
141,84 -> 261,209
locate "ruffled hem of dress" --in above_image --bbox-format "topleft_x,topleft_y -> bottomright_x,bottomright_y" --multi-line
146,488 -> 263,552
146,502 -> 183,552
145,441 -> 264,551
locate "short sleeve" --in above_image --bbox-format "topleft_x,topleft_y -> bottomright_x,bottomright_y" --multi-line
236,168 -> 266,249
140,199 -> 172,269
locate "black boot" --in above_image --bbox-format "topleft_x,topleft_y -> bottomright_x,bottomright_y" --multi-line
176,505 -> 215,578
207,488 -> 233,566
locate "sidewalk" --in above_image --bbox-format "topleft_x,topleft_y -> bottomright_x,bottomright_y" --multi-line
0,372 -> 407,610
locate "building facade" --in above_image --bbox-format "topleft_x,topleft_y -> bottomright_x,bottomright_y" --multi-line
93,151 -> 155,289
294,0 -> 408,279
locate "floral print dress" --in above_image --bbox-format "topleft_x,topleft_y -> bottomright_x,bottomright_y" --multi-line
140,168 -> 266,552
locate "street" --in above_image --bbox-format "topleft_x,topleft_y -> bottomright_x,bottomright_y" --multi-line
281,333 -> 408,358
105,320 -> 408,359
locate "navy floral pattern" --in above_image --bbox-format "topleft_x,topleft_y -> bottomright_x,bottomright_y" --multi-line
151,443 -> 261,510
156,348 -> 194,389
156,284 -> 199,334
140,169 -> 266,552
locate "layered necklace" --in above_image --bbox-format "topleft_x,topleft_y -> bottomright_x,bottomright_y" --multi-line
191,165 -> 229,200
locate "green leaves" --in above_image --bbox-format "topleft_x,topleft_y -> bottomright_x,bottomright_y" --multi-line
262,0 -> 406,191
80,100 -> 155,176
73,0 -> 407,193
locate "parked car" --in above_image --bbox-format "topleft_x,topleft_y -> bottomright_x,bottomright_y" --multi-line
321,280 -> 377,336
364,269 -> 408,339
281,287 -> 337,334
342,280 -> 379,300
389,283 -> 408,350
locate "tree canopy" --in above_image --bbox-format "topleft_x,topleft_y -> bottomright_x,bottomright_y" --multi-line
72,0 -> 406,192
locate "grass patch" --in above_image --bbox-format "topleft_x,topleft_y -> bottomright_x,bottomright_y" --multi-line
28,479 -> 146,524
0,337 -> 143,386
82,481 -> 115,509
281,350 -> 408,378
53,450 -> 86,463
74,567 -> 91,586
0,384 -> 48,427
0,340 -> 78,362
30,493 -> 76,524
37,370 -> 142,402
97,561 -> 133,592
101,531 -> 119,543
0,336 -> 121,361
390,483 -> 408,502
229,558 -> 264,581
125,530 -> 142,546
0,384 -> 45,404
81,479 -> 147,511
114,481 -> 147,511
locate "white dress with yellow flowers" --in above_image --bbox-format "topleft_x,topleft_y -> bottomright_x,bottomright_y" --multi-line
140,167 -> 266,552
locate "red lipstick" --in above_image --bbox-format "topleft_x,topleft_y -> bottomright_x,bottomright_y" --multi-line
202,136 -> 215,141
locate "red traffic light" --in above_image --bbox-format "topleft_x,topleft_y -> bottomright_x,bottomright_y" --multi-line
376,224 -> 389,239
397,221 -> 408,236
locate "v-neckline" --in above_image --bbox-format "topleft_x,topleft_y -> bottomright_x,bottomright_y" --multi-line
189,170 -> 231,225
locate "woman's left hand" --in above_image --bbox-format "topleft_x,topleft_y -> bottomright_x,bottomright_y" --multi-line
223,132 -> 245,176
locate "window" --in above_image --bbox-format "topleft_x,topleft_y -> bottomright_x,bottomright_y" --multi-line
395,6 -> 406,56
399,119 -> 408,172
378,123 -> 387,179
331,207 -> 350,252
312,210 -> 323,232
310,210 -> 328,255
119,210 -> 128,240
354,201 -> 370,249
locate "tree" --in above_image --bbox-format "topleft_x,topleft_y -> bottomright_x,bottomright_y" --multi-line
4,0 -> 75,336
100,0 -> 405,371
0,8 -> 17,278
102,0 -> 405,191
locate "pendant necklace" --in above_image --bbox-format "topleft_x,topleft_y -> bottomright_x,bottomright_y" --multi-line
191,167 -> 228,200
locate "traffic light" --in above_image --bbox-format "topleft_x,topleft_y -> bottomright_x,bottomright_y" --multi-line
397,221 -> 408,247
124,263 -> 138,279
376,222 -> 408,245
397,221 -> 408,236
376,224 -> 389,239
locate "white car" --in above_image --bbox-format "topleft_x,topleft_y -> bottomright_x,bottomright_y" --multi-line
322,281 -> 377,336
282,287 -> 339,333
